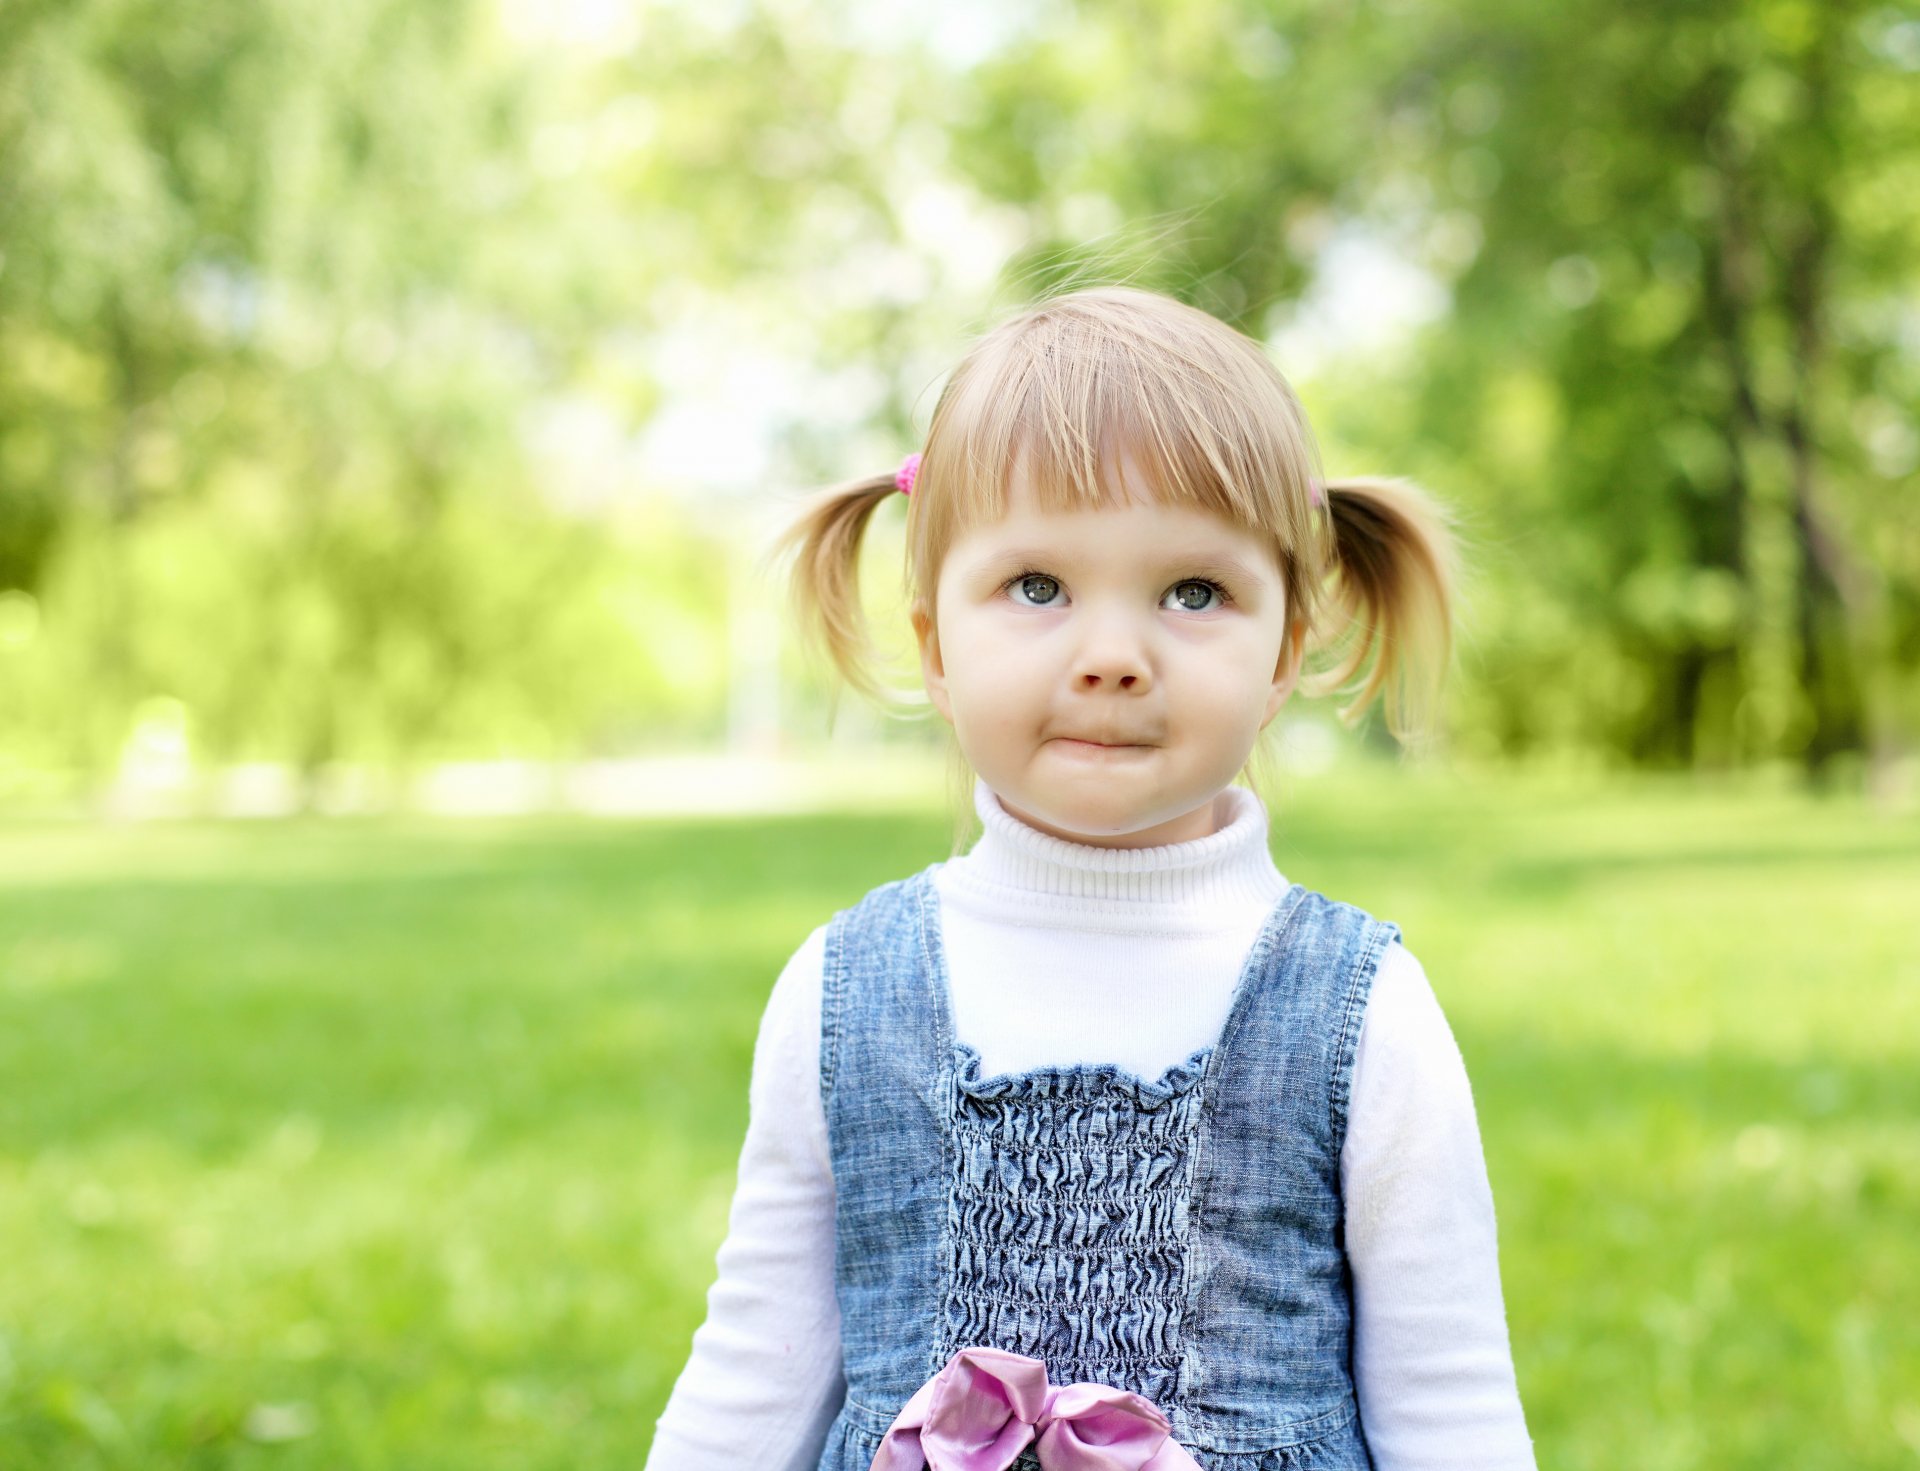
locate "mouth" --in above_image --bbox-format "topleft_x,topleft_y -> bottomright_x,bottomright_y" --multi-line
1052,736 -> 1154,751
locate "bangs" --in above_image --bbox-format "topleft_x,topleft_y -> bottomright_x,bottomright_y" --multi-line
920,288 -> 1323,542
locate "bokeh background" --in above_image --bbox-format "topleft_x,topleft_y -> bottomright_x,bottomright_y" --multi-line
1,0 -> 1916,1467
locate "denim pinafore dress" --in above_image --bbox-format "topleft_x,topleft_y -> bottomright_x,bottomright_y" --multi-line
813,862 -> 1400,1471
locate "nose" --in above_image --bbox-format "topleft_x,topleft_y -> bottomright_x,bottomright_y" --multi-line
1070,605 -> 1153,693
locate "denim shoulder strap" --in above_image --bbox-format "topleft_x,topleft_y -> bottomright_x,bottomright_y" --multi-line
1185,885 -> 1401,1447
818,864 -> 951,1428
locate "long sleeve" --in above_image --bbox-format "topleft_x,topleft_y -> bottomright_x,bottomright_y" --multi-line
644,924 -> 846,1471
1342,942 -> 1537,1470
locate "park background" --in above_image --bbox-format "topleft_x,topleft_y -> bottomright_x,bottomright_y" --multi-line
1,0 -> 1916,1466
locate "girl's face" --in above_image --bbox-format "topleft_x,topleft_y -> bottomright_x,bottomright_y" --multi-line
912,457 -> 1304,848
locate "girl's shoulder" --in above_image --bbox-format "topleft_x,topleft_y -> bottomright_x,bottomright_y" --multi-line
752,920 -> 832,1074
1271,881 -> 1405,953
822,859 -> 946,929
1289,880 -> 1388,914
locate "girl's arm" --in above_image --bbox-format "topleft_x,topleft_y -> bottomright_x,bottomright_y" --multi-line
1342,941 -> 1538,1471
645,925 -> 845,1471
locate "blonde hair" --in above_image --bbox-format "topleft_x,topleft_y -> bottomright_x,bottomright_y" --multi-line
772,286 -> 1459,828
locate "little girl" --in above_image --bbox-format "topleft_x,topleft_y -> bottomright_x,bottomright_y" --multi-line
646,287 -> 1536,1471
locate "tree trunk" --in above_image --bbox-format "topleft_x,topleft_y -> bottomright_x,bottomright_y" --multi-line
1777,21 -> 1877,782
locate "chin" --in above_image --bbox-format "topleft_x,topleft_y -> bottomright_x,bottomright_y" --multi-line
1033,797 -> 1164,840
1051,812 -> 1132,839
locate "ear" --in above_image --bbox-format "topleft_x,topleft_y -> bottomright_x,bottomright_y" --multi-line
910,599 -> 954,725
1262,618 -> 1308,727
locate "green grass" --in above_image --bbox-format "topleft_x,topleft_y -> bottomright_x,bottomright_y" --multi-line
0,766 -> 1915,1469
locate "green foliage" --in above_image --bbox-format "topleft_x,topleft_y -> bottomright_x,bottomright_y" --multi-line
0,0 -> 902,786
948,0 -> 1920,775
0,0 -> 1913,780
0,769 -> 1915,1466
0,495 -> 729,791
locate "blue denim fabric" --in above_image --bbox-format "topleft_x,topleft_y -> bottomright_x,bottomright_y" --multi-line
815,863 -> 1400,1471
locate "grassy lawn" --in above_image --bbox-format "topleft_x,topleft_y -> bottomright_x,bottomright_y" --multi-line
0,764 -> 1915,1469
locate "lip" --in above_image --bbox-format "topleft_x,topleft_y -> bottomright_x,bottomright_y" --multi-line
1052,736 -> 1153,751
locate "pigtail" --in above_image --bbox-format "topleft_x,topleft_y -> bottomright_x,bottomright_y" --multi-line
765,471 -> 912,712
1301,476 -> 1460,751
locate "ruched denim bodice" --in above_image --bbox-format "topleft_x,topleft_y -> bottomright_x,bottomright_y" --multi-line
815,863 -> 1399,1471
941,1046 -> 1208,1408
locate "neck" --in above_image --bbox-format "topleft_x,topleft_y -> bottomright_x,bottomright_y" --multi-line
930,775 -> 1294,1079
994,790 -> 1227,848
942,775 -> 1288,915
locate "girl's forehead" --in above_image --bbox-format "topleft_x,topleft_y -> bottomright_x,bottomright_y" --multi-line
950,476 -> 1284,577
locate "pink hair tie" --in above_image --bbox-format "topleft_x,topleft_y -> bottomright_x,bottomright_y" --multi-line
1308,480 -> 1326,508
896,452 -> 922,498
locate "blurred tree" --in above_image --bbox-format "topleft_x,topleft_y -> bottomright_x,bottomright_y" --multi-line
0,0 -> 590,789
2,0 -> 1911,790
947,0 -> 1918,777
0,0 -> 902,797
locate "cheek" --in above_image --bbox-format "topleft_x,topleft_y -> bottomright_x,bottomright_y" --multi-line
940,621 -> 1050,724
944,613 -> 1030,676
1184,636 -> 1285,724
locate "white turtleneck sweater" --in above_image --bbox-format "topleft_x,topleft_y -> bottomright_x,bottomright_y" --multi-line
646,779 -> 1536,1471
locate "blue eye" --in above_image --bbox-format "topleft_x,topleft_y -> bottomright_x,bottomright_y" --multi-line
1007,572 -> 1063,606
1164,579 -> 1230,612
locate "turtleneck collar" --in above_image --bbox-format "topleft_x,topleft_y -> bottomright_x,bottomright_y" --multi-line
936,774 -> 1290,922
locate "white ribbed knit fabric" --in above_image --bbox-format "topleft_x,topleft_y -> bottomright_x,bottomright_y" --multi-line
646,778 -> 1536,1471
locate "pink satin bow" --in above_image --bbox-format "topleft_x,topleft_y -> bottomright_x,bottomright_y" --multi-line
869,1346 -> 1203,1471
